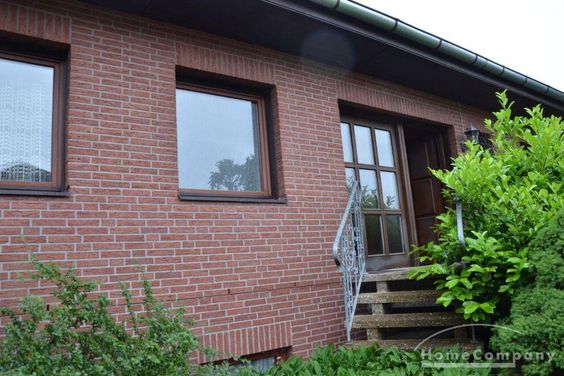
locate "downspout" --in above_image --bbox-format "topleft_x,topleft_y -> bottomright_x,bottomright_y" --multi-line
307,0 -> 564,104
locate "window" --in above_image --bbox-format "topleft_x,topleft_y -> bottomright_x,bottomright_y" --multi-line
340,119 -> 408,256
214,348 -> 289,372
176,83 -> 272,200
0,52 -> 65,193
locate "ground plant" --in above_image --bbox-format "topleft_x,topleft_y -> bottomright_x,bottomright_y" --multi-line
410,92 -> 563,322
238,344 -> 491,376
489,210 -> 564,375
0,257 -> 210,376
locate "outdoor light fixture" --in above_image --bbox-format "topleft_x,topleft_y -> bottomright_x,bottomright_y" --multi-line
461,124 -> 481,151
464,124 -> 480,143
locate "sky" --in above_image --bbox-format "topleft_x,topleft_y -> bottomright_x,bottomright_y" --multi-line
357,0 -> 564,92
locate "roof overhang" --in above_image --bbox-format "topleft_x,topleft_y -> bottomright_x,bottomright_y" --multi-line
80,0 -> 564,115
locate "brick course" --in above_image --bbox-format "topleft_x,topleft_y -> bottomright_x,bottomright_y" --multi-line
0,0 -> 488,359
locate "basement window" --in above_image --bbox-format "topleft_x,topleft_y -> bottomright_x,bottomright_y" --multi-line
219,348 -> 289,373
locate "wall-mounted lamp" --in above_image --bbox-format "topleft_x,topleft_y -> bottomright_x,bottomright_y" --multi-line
461,123 -> 486,151
464,125 -> 480,143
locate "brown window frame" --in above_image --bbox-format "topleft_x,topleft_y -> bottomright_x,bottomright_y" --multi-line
0,50 -> 66,195
341,116 -> 413,256
176,82 -> 278,203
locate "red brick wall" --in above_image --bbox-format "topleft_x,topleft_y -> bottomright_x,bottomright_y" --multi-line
0,0 -> 489,359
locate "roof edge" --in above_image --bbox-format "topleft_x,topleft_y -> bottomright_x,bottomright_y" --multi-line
307,0 -> 564,104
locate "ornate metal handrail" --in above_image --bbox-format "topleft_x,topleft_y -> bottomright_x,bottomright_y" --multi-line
333,181 -> 366,342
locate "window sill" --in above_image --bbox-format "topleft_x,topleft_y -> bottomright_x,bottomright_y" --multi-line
178,193 -> 287,204
0,188 -> 70,197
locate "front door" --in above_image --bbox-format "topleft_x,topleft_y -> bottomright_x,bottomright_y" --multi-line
405,133 -> 448,246
340,117 -> 412,272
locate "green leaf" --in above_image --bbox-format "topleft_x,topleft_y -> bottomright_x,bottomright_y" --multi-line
463,301 -> 480,314
459,278 -> 473,289
480,302 -> 494,314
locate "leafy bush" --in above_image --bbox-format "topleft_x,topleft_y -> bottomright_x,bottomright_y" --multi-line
524,209 -> 564,290
489,210 -> 564,375
236,344 -> 491,375
411,92 -> 563,321
0,258 -> 213,376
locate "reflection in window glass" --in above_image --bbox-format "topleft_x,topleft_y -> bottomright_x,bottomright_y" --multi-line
380,171 -> 400,209
0,58 -> 54,183
340,122 -> 353,163
345,167 -> 356,193
353,125 -> 375,165
359,169 -> 379,208
176,89 -> 262,192
375,129 -> 394,167
386,215 -> 404,253
365,214 -> 384,255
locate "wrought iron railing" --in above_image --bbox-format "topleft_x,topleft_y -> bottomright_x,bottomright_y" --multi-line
333,181 -> 366,342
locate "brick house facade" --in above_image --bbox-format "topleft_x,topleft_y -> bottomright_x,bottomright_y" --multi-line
0,0 -> 561,362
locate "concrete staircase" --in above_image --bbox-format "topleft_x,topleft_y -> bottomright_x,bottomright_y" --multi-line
349,267 -> 480,350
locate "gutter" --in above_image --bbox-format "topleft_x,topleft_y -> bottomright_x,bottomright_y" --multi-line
307,0 -> 564,104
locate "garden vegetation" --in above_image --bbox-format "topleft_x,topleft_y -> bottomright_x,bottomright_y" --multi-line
411,92 -> 563,322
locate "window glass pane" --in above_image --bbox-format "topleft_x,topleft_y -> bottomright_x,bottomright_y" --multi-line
386,215 -> 404,253
0,58 -> 53,183
345,167 -> 356,193
176,89 -> 262,192
230,357 -> 276,373
353,125 -> 374,165
340,122 -> 353,163
380,171 -> 400,209
359,169 -> 379,208
365,214 -> 384,255
375,129 -> 394,167
249,357 -> 276,372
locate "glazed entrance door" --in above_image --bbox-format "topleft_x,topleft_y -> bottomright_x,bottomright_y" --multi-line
340,118 -> 411,272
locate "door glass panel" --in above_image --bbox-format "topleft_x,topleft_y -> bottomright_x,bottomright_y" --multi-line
353,125 -> 375,165
365,214 -> 384,255
359,169 -> 379,209
380,171 -> 400,209
386,215 -> 404,253
345,167 -> 356,193
340,122 -> 354,163
375,129 -> 394,167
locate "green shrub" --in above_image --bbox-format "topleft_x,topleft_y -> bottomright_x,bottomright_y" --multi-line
0,258 -> 209,375
525,209 -> 564,289
411,92 -> 563,321
489,211 -> 564,375
236,344 -> 491,376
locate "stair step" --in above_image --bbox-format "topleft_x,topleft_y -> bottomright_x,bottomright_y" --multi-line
358,290 -> 439,304
363,267 -> 422,282
353,312 -> 464,329
347,338 -> 481,351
